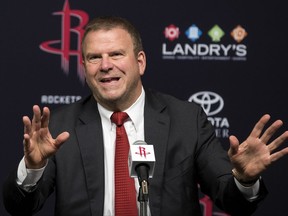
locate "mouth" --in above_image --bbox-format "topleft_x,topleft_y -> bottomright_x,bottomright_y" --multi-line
100,77 -> 120,83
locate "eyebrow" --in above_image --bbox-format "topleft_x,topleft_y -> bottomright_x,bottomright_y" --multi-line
86,49 -> 126,56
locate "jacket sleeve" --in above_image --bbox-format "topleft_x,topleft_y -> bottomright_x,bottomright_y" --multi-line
3,162 -> 55,216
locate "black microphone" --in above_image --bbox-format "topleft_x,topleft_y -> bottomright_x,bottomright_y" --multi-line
135,163 -> 150,185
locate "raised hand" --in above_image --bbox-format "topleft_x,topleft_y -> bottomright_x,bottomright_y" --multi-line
23,105 -> 70,169
228,114 -> 288,183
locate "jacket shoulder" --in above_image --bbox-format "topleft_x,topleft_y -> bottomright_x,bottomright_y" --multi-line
145,88 -> 202,113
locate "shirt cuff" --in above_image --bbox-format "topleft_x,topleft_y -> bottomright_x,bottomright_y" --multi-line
234,177 -> 260,201
16,157 -> 47,189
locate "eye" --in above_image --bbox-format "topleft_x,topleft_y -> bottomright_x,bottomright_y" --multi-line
87,55 -> 101,63
111,52 -> 124,59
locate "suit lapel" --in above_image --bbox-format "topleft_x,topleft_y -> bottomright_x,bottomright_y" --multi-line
75,97 -> 105,216
144,90 -> 170,216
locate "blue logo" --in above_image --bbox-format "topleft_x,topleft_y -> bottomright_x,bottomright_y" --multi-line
185,24 -> 202,42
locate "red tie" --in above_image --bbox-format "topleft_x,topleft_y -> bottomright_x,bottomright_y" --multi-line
111,112 -> 138,216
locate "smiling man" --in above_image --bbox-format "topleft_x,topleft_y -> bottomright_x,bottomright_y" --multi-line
3,16 -> 288,216
82,22 -> 146,111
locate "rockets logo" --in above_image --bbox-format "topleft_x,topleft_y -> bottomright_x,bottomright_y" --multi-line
39,0 -> 89,84
135,146 -> 151,158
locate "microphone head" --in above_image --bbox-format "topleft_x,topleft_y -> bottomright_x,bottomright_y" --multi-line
128,140 -> 156,178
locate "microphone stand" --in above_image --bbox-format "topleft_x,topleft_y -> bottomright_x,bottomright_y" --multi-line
136,164 -> 150,216
138,180 -> 149,216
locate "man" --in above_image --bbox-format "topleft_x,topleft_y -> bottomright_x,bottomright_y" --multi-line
3,16 -> 288,216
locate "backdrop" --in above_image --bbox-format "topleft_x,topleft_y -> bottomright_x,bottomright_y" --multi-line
1,0 -> 288,215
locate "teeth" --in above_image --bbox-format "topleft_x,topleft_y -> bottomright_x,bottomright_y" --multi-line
101,77 -> 119,82
103,78 -> 112,82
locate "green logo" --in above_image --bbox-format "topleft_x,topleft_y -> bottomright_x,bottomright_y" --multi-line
208,25 -> 225,42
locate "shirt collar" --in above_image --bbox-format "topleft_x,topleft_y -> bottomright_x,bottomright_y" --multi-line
97,87 -> 145,132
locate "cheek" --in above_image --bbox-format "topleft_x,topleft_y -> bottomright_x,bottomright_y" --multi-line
118,60 -> 141,75
84,64 -> 98,76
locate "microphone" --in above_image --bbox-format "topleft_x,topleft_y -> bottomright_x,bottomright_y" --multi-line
128,140 -> 156,182
129,140 -> 155,209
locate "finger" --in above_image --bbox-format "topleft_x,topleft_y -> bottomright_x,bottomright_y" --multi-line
260,119 -> 283,144
23,116 -> 32,135
249,114 -> 271,138
41,107 -> 50,128
31,105 -> 42,131
268,131 -> 288,152
228,135 -> 239,156
23,133 -> 31,153
270,146 -> 288,162
54,132 -> 70,149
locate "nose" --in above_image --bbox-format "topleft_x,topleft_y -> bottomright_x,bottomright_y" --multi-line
100,56 -> 113,72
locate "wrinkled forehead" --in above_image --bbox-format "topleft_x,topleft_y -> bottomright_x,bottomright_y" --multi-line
83,25 -> 130,42
81,28 -> 135,55
82,27 -> 136,52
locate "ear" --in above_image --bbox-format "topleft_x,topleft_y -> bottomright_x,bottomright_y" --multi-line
137,51 -> 146,75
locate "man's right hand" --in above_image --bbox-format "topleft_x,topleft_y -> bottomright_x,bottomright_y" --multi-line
23,105 -> 70,169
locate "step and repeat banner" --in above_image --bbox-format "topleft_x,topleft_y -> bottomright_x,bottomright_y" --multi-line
1,0 -> 287,215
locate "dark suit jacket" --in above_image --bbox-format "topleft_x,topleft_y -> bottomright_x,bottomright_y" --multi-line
3,89 -> 267,216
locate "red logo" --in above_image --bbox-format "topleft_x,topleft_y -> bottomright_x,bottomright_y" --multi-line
164,24 -> 180,41
135,146 -> 151,158
39,0 -> 89,84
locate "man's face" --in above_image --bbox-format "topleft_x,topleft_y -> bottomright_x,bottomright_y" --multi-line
82,27 -> 146,111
